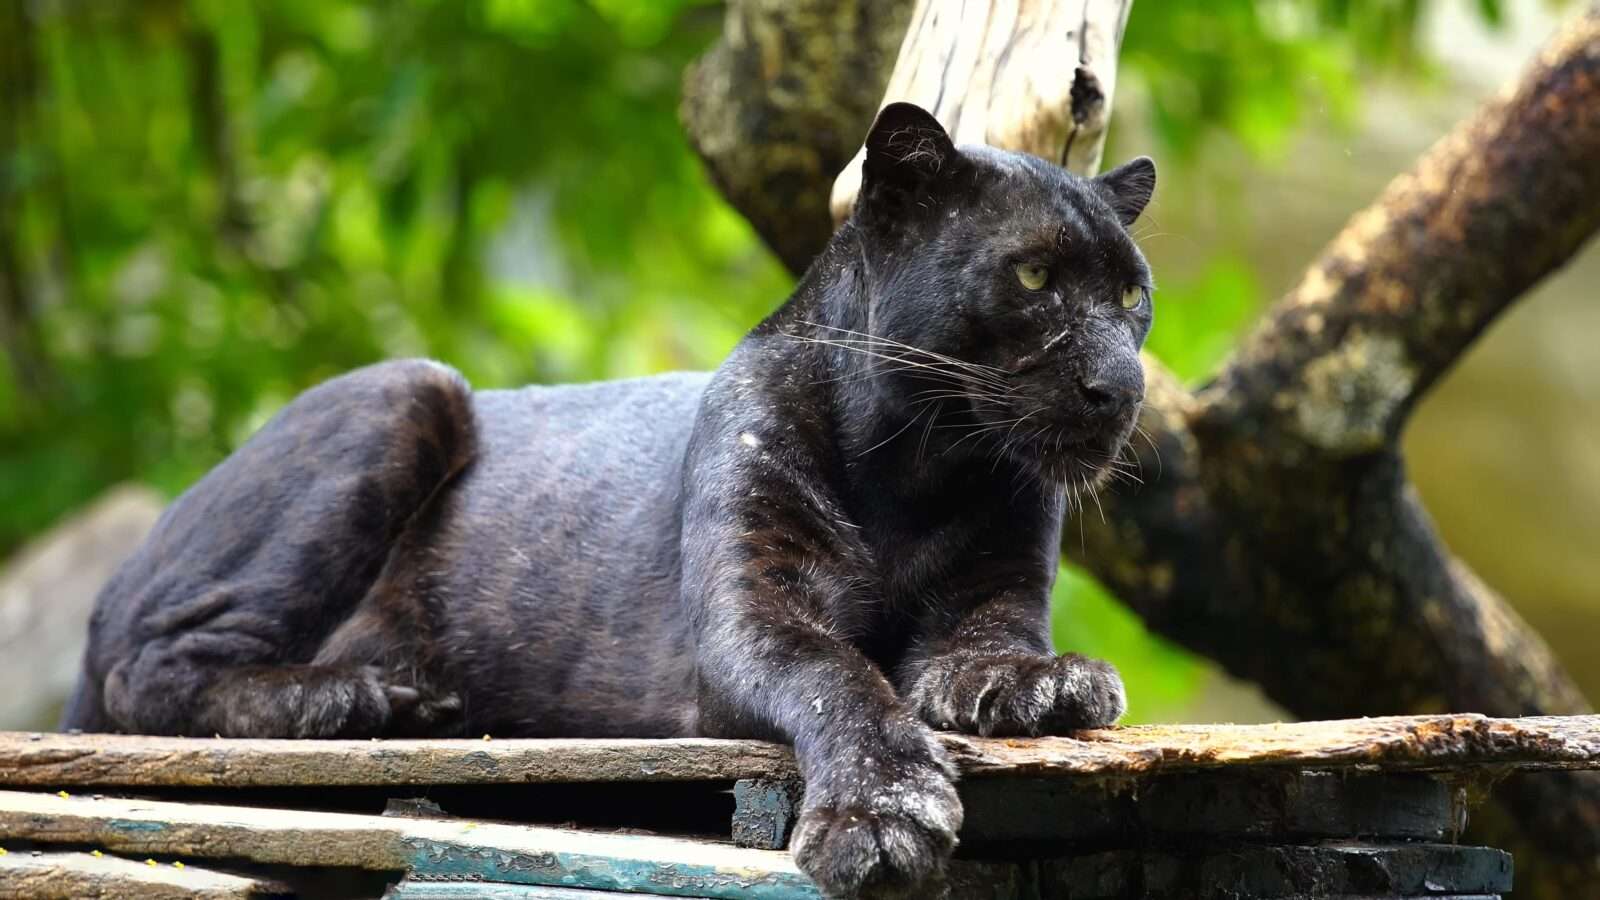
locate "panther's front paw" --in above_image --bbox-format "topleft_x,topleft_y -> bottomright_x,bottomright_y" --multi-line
790,721 -> 963,898
913,652 -> 1126,737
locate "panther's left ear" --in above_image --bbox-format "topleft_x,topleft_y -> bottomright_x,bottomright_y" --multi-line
861,102 -> 957,200
1093,157 -> 1156,227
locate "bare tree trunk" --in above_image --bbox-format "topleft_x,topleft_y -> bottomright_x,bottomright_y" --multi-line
681,2 -> 1600,895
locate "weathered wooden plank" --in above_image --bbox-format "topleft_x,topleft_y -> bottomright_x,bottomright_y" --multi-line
960,771 -> 1453,846
947,714 -> 1600,779
0,734 -> 797,787
0,849 -> 289,898
2,715 -> 1595,789
0,790 -> 819,900
1039,843 -> 1513,899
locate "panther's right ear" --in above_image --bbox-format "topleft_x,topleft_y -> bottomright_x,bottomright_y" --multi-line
861,102 -> 957,201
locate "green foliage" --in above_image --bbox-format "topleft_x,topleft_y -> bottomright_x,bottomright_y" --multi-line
1145,258 -> 1264,382
0,0 -> 789,552
0,0 -> 1504,720
1123,0 -> 1447,159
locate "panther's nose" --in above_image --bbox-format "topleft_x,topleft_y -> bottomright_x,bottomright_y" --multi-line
1080,378 -> 1140,417
1078,359 -> 1143,422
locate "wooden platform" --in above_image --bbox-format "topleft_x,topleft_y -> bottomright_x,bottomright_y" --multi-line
4,714 -> 1596,788
0,714 -> 1595,898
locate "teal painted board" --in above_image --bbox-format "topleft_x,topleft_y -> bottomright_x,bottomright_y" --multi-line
387,881 -> 713,899
402,836 -> 820,900
0,790 -> 821,900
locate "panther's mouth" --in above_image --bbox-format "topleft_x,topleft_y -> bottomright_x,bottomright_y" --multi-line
1015,417 -> 1138,490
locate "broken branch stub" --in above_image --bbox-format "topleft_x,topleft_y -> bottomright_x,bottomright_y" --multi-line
829,0 -> 1134,221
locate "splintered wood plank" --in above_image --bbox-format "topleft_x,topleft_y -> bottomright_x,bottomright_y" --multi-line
0,850 -> 289,899
0,790 -> 817,899
0,735 -> 798,787
2,715 -> 1597,789
946,714 -> 1600,778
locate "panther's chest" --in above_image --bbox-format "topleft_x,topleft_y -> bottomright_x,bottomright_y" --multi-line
868,518 -> 984,600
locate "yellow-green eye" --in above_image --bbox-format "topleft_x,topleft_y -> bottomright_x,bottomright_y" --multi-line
1120,285 -> 1145,310
1015,263 -> 1050,291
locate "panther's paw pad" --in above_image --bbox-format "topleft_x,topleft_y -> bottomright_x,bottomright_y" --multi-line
791,770 -> 961,899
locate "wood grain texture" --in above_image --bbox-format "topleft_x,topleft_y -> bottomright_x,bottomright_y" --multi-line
0,790 -> 819,900
828,0 -> 1134,219
0,734 -> 797,787
2,715 -> 1597,789
0,850 -> 288,899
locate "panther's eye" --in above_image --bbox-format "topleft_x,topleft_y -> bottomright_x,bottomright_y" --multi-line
1120,285 -> 1146,310
1015,263 -> 1050,291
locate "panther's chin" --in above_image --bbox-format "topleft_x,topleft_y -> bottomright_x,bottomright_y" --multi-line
1024,424 -> 1136,489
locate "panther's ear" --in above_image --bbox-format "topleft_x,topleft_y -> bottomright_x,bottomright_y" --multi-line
1093,156 -> 1156,227
861,102 -> 956,200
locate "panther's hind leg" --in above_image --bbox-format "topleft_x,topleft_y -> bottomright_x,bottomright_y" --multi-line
80,359 -> 476,738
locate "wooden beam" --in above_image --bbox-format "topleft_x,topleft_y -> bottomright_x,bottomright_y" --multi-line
0,850 -> 288,899
3,715 -> 1597,789
0,790 -> 818,899
948,714 -> 1600,778
0,733 -> 798,787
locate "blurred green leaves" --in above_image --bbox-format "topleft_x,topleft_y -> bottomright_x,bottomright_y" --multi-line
1053,563 -> 1208,723
1123,0 -> 1443,159
1147,258 -> 1263,382
0,0 -> 789,552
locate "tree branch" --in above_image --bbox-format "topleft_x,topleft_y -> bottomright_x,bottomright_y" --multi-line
681,0 -> 914,273
1200,10 -> 1600,453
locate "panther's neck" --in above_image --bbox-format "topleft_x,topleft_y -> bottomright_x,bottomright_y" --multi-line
760,221 -> 872,338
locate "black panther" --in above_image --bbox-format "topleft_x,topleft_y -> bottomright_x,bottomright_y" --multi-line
63,103 -> 1156,898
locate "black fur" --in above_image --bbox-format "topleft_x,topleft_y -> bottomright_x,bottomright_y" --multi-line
66,103 -> 1156,898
